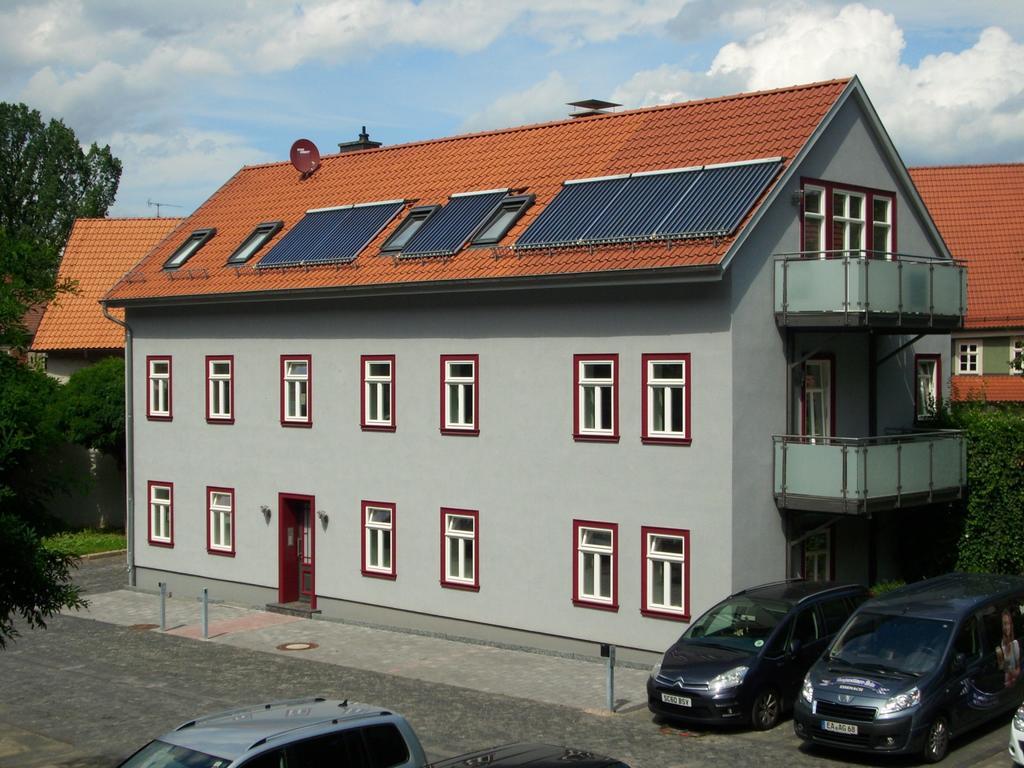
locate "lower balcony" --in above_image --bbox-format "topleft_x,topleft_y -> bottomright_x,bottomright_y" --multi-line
773,431 -> 966,515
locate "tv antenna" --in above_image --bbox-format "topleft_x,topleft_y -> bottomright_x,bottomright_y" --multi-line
147,199 -> 184,217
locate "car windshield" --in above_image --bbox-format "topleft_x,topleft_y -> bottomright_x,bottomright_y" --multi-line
682,595 -> 790,652
829,612 -> 953,677
119,740 -> 231,768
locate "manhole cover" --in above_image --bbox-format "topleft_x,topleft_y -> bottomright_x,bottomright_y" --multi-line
276,642 -> 319,651
130,623 -> 159,631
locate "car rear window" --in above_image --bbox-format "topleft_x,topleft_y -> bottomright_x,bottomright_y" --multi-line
363,724 -> 410,768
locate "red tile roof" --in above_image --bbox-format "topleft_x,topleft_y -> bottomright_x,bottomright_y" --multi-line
910,164 -> 1024,330
952,375 -> 1024,403
105,79 -> 851,305
33,218 -> 184,350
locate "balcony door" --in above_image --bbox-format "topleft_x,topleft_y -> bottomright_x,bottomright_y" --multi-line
801,357 -> 835,439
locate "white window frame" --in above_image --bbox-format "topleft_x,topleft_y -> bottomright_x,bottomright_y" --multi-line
956,340 -> 982,375
575,355 -> 617,440
915,355 -> 940,421
803,529 -> 831,582
574,521 -> 617,609
442,509 -> 478,589
642,527 -> 689,619
1012,338 -> 1023,375
802,357 -> 833,439
147,357 -> 171,419
802,185 -> 825,256
362,502 -> 396,578
831,189 -> 866,254
871,195 -> 893,258
441,356 -> 478,433
282,355 -> 311,424
643,354 -> 689,443
206,357 -> 232,422
207,488 -> 234,554
362,356 -> 394,429
148,482 -> 172,545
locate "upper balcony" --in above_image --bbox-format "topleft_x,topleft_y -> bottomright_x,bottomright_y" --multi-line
773,430 -> 966,515
774,252 -> 966,330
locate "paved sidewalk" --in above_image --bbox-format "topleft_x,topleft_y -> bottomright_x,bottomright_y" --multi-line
73,589 -> 652,715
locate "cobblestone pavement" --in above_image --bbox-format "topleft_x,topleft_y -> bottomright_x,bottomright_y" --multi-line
0,557 -> 1014,767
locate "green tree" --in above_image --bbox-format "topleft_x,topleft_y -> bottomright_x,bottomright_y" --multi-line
0,513 -> 85,649
0,102 -> 122,252
53,356 -> 126,464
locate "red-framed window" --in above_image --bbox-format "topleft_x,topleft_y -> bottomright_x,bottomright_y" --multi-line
146,356 -> 172,421
205,355 -> 234,423
572,519 -> 618,611
800,178 -> 896,258
440,355 -> 479,436
642,353 -> 691,445
361,355 -> 396,431
361,500 -> 396,579
280,354 -> 312,427
573,354 -> 619,442
440,507 -> 479,591
915,353 -> 941,422
801,354 -> 836,438
147,481 -> 174,547
206,486 -> 235,556
641,526 -> 690,620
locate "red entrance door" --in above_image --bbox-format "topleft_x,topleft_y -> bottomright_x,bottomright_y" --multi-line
278,494 -> 315,607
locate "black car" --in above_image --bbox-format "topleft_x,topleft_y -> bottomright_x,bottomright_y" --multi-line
795,573 -> 1024,763
648,579 -> 868,730
430,743 -> 629,767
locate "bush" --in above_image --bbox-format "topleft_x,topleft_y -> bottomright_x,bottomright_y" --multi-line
52,356 -> 125,462
952,404 -> 1024,574
870,579 -> 906,597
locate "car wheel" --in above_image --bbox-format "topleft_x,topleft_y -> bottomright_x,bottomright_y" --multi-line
922,715 -> 949,763
751,689 -> 781,731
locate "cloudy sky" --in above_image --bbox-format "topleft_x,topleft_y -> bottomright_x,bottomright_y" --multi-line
2,1 -> 1022,217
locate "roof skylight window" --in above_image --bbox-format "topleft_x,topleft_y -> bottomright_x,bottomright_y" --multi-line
471,195 -> 533,245
163,228 -> 216,269
381,206 -> 439,253
228,222 -> 283,265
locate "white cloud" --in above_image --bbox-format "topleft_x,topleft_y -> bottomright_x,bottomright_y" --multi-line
616,4 -> 1024,163
108,128 -> 274,217
461,71 -> 577,132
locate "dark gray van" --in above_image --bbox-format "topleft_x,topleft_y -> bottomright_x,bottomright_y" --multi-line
795,573 -> 1024,762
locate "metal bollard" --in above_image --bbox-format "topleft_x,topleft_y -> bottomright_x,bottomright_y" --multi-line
201,588 -> 209,640
601,643 -> 616,712
159,582 -> 167,631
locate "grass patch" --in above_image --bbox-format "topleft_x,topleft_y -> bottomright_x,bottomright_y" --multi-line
43,529 -> 126,556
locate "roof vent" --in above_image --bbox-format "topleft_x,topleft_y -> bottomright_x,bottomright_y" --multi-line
567,99 -> 621,118
338,126 -> 382,153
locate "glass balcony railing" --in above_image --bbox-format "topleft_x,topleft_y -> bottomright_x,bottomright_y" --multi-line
774,252 -> 966,328
773,431 -> 966,514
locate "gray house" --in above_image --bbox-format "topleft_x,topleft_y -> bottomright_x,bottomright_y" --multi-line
103,77 -> 965,657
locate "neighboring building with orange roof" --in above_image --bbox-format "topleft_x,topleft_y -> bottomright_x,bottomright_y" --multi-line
103,77 -> 966,659
30,217 -> 182,529
910,164 -> 1024,403
33,217 -> 183,380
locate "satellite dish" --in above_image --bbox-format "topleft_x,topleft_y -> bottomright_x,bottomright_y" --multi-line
290,139 -> 321,176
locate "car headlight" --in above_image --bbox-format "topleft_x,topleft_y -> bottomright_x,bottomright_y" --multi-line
801,676 -> 814,704
708,666 -> 749,693
1014,706 -> 1024,731
650,659 -> 663,679
877,687 -> 921,715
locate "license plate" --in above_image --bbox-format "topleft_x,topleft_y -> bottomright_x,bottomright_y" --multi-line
822,720 -> 858,735
661,693 -> 692,707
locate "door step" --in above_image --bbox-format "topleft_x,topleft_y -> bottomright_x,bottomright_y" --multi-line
266,601 -> 322,619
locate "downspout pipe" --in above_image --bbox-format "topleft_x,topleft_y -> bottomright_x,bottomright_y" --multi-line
102,302 -> 135,587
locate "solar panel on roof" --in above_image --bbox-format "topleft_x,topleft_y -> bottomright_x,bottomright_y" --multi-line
515,158 -> 782,250
257,200 -> 403,268
400,190 -> 506,258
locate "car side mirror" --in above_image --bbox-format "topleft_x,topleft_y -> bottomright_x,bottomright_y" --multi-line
788,638 -> 803,656
951,652 -> 966,673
